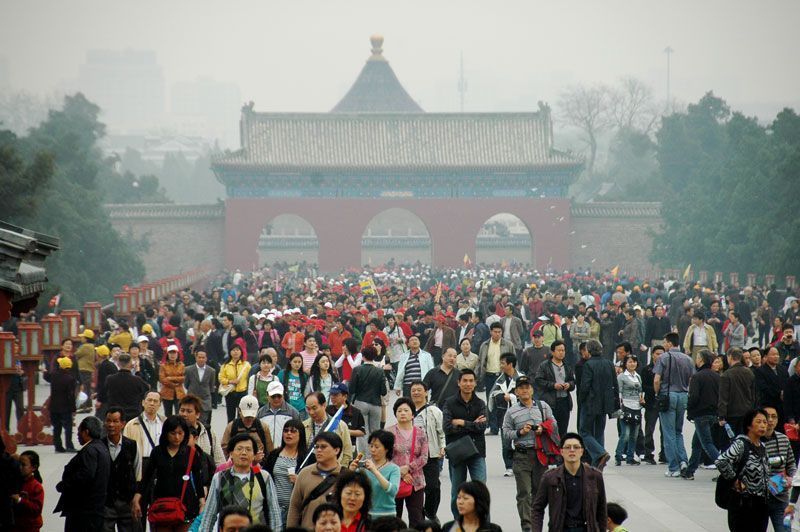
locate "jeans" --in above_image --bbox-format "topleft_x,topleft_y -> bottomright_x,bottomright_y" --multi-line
659,391 -> 689,472
483,373 -> 499,432
615,418 -> 639,462
354,400 -> 382,456
687,414 -> 719,474
448,455 -> 487,518
767,495 -> 788,532
579,409 -> 607,465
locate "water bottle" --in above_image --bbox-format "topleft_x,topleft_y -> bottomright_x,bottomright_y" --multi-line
784,513 -> 792,530
724,423 -> 735,439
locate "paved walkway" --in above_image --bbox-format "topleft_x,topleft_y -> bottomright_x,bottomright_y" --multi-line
13,384 -> 734,531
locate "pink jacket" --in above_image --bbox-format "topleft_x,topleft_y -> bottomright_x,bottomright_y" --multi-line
387,424 -> 429,492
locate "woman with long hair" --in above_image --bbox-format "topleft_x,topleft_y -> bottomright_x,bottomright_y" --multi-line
133,416 -> 206,532
348,430 -> 400,520
384,315 -> 407,369
263,418 -> 308,528
279,353 -> 309,419
219,344 -> 251,423
305,353 -> 339,400
386,398 -> 428,528
159,346 -> 186,417
615,354 -> 643,466
371,338 -> 394,428
334,470 -> 373,532
230,324 -> 249,362
12,450 -> 44,532
442,480 -> 501,532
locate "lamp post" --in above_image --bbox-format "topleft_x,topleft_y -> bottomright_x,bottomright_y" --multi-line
15,323 -> 50,446
0,331 -> 18,453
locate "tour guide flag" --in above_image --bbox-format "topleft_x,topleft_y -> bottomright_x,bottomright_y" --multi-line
683,263 -> 692,281
610,265 -> 619,278
298,404 -> 345,469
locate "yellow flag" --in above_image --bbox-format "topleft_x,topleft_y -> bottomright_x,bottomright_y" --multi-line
683,264 -> 692,281
463,253 -> 472,267
610,265 -> 619,278
435,282 -> 442,303
359,280 -> 374,295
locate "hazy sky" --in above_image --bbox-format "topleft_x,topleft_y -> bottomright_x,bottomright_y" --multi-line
1,0 -> 798,122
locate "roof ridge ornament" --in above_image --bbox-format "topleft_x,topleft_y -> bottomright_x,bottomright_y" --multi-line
369,34 -> 386,62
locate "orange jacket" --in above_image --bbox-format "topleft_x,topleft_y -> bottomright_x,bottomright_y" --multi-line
281,331 -> 305,354
159,361 -> 186,400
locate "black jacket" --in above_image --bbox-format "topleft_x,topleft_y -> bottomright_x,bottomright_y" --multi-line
645,316 -> 671,345
754,364 -> 789,413
96,359 -> 118,403
577,356 -> 618,416
784,374 -> 800,423
534,359 -> 576,410
54,438 -> 111,517
45,368 -> 77,414
443,393 -> 488,457
102,436 -> 139,504
639,363 -> 657,406
105,370 -> 151,421
687,365 -> 720,419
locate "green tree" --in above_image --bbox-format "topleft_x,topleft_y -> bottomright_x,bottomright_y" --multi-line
0,130 -> 54,219
6,93 -> 146,308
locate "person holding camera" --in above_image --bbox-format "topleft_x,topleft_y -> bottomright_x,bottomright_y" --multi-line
501,375 -> 557,532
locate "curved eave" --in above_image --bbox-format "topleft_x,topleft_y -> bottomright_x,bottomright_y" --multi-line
211,161 -> 584,175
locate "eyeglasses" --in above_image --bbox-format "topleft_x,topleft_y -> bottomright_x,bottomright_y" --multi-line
562,445 -> 583,450
283,427 -> 299,433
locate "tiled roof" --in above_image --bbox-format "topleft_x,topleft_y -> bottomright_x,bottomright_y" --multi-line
105,204 -> 225,220
214,109 -> 582,173
570,202 -> 662,218
0,221 -> 59,302
332,35 -> 422,113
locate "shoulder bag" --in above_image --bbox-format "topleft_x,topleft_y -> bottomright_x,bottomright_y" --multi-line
219,362 -> 247,397
148,446 -> 197,525
715,439 -> 752,509
396,427 -> 417,499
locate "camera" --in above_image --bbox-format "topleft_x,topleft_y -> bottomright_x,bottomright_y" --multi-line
358,459 -> 367,468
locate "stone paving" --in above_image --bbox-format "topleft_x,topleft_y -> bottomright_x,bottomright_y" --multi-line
12,384 -> 736,531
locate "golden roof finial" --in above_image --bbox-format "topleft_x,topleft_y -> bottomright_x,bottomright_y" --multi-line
369,34 -> 386,62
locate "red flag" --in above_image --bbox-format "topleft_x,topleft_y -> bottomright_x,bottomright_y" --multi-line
49,294 -> 61,308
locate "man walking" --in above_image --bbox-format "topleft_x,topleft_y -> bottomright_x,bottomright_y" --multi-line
718,347 -> 755,436
534,340 -> 576,440
577,339 -> 617,469
653,332 -> 694,477
101,407 -> 140,531
503,376 -> 558,532
489,353 -> 525,475
105,353 -> 151,422
501,303 -> 525,354
531,432 -> 608,532
395,336 -> 435,397
682,349 -> 720,480
639,345 -> 665,465
478,322 -> 516,435
443,369 -> 487,519
411,381 -> 446,524
423,347 -> 461,409
425,315 -> 457,366
519,330 -> 550,377
184,348 -> 216,426
54,416 -> 111,532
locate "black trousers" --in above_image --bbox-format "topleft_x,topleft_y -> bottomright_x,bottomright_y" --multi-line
52,411 -> 75,450
727,494 -> 769,532
422,456 -> 441,519
226,391 -> 246,423
553,397 -> 571,439
65,512 -> 104,532
3,388 -> 23,431
638,406 -> 664,460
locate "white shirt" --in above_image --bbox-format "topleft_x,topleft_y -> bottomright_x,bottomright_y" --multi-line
197,364 -> 206,382
141,414 -> 163,458
692,325 -> 709,346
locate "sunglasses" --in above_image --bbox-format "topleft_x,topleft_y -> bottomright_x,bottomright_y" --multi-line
283,427 -> 299,433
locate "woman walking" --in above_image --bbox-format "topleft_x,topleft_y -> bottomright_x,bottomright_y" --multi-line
219,344 -> 251,423
386,398 -> 428,527
263,418 -> 307,528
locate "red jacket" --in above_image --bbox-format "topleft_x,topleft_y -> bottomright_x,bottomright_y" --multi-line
361,330 -> 389,350
13,476 -> 44,531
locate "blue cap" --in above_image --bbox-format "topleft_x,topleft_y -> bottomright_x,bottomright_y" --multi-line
330,382 -> 349,395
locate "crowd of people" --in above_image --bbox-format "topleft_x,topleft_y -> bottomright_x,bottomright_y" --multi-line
2,261 -> 800,532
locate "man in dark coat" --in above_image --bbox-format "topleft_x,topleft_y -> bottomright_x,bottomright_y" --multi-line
44,356 -> 79,452
576,339 -> 617,469
755,346 -> 789,426
55,416 -> 111,531
534,340 -> 576,440
105,353 -> 151,422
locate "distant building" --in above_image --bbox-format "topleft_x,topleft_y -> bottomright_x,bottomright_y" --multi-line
170,77 -> 241,148
77,49 -> 165,132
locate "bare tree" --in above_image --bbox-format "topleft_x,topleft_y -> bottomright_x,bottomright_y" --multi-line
557,84 -> 611,174
609,77 -> 660,134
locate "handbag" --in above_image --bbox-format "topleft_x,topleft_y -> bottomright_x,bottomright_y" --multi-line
621,406 -> 642,426
148,446 -> 197,525
396,427 -> 416,499
445,434 -> 480,466
715,439 -> 751,510
218,362 -> 247,397
785,423 -> 800,441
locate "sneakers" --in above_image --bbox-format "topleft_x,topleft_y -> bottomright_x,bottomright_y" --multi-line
615,459 -> 622,466
626,460 -> 641,466
681,470 -> 695,480
680,461 -> 688,477
642,457 -> 658,465
504,469 -> 514,477
701,464 -> 717,470
665,470 -> 681,477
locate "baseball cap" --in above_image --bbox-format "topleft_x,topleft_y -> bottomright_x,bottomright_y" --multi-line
78,329 -> 95,340
330,382 -> 349,395
141,324 -> 154,334
515,376 -> 533,388
167,344 -> 179,352
136,335 -> 150,344
238,396 -> 260,418
532,330 -> 544,337
267,381 -> 284,397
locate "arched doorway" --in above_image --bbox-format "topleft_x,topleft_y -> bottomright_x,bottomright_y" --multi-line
361,208 -> 432,266
257,214 -> 319,267
475,213 -> 533,266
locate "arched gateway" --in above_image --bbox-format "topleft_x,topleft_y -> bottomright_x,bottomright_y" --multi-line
213,35 -> 582,273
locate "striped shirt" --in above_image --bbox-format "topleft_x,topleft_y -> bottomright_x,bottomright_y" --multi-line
403,353 -> 422,385
764,431 -> 796,501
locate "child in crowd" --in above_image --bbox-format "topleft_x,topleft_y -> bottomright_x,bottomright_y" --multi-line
12,450 -> 44,532
606,502 -> 629,532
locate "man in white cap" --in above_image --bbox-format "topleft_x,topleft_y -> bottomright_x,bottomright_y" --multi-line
221,395 -> 274,462
257,381 -> 302,440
